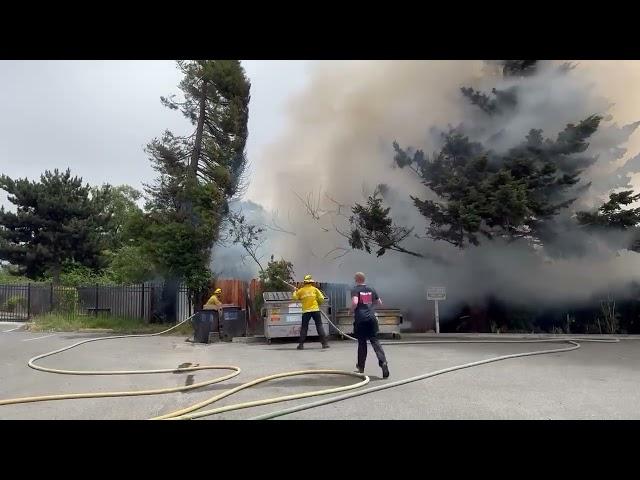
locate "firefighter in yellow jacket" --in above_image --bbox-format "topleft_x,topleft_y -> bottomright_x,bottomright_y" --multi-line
203,288 -> 223,311
292,275 -> 330,350
200,287 -> 223,337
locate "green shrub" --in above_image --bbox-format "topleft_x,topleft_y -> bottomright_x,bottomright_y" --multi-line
54,287 -> 79,314
3,295 -> 27,312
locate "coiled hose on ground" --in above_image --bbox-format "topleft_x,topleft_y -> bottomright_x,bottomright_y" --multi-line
0,312 -> 620,420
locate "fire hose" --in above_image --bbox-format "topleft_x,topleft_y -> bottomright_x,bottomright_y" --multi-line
0,316 -> 369,420
0,301 -> 621,420
244,278 -> 621,420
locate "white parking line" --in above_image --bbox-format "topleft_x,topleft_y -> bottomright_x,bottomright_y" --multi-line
22,334 -> 56,342
3,325 -> 23,332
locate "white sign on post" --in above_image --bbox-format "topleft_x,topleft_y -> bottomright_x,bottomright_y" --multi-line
427,287 -> 446,301
427,287 -> 446,334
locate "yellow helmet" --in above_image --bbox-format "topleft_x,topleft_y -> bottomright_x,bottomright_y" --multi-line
214,288 -> 222,295
303,274 -> 315,283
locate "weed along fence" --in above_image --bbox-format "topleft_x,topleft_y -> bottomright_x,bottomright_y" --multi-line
0,283 -> 192,323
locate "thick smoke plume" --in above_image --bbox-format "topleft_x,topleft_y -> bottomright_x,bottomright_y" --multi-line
219,61 -> 640,330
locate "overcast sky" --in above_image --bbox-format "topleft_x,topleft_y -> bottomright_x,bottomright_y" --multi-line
3,61 -> 640,211
0,60 -> 313,209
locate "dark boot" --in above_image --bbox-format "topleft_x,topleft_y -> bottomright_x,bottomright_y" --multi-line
297,344 -> 304,350
381,362 -> 389,379
355,365 -> 364,374
322,342 -> 330,349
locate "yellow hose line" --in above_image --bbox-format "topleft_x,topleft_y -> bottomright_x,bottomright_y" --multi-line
0,310 -> 623,421
0,315 -> 368,420
152,370 -> 369,420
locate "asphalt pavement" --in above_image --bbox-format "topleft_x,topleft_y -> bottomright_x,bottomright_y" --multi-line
1,323 -> 638,420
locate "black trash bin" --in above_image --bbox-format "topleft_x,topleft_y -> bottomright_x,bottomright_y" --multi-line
192,311 -> 214,343
220,306 -> 245,341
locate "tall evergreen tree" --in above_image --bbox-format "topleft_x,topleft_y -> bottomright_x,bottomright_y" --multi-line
390,115 -> 601,248
159,60 -> 250,197
141,61 -> 251,314
349,60 -> 605,252
0,169 -> 107,280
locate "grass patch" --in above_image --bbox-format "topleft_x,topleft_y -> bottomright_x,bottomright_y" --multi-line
30,313 -> 194,335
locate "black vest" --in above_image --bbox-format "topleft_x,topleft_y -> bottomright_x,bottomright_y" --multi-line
351,284 -> 378,322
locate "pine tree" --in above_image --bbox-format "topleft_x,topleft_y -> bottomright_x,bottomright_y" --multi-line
349,60 -> 605,252
140,61 -> 251,314
577,190 -> 640,251
158,60 -> 250,197
92,184 -> 142,252
390,114 -> 601,248
0,169 -> 106,281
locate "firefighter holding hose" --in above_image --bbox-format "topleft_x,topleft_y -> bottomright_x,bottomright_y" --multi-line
352,272 -> 389,378
292,275 -> 330,350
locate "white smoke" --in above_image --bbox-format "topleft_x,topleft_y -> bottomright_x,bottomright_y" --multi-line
218,60 -> 640,330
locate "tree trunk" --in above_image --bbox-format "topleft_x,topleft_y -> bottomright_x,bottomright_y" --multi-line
193,288 -> 206,312
159,278 -> 179,324
51,265 -> 62,285
189,80 -> 208,178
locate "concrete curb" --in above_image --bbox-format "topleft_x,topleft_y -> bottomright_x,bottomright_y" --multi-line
232,336 -> 266,344
0,322 -> 28,331
227,332 -> 634,345
392,332 -> 633,340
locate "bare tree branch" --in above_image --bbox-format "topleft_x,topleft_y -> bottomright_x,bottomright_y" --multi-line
267,210 -> 297,236
324,193 -> 350,218
227,210 -> 267,273
323,246 -> 351,261
293,188 -> 332,221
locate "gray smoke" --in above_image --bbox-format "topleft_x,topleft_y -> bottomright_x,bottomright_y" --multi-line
218,61 -> 640,330
210,200 -> 270,280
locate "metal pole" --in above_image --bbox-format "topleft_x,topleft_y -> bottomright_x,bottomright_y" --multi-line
95,283 -> 99,317
244,285 -> 249,337
141,283 -> 145,320
49,282 -> 54,312
27,282 -> 31,319
434,300 -> 440,334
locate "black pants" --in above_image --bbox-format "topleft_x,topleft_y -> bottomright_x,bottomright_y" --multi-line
299,311 -> 328,345
355,319 -> 387,369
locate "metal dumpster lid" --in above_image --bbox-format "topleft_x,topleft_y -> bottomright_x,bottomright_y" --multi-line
262,291 -> 294,302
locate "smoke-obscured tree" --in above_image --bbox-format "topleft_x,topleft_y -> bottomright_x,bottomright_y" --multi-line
140,61 -> 251,313
577,190 -> 640,229
0,169 -> 107,281
224,211 -> 296,315
392,115 -> 600,248
349,61 -> 605,252
347,188 -> 421,257
577,190 -> 640,251
501,60 -> 539,77
226,211 -> 267,273
460,60 -> 539,115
